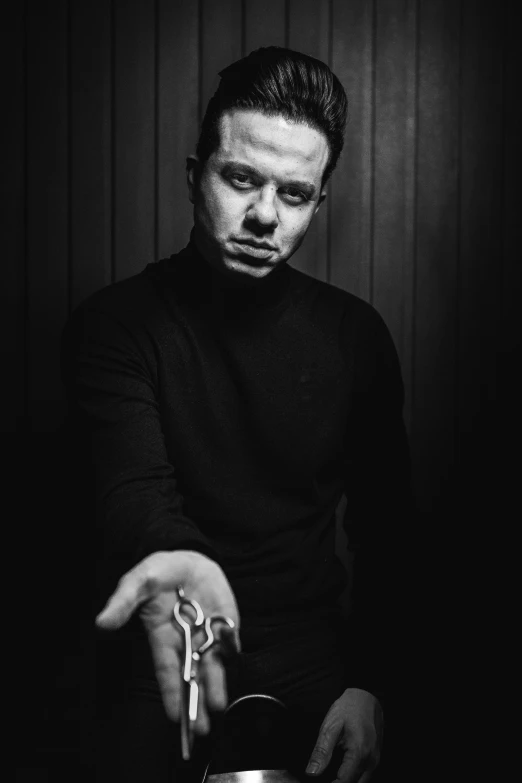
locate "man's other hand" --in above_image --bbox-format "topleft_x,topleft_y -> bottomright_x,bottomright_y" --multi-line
305,688 -> 383,783
95,550 -> 241,736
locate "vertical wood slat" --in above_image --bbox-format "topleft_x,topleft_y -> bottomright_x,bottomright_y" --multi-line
157,2 -> 199,257
200,0 -> 243,121
2,3 -> 26,431
372,0 -> 417,436
457,3 -> 504,477
401,0 -> 417,439
67,6 -> 113,751
498,2 -> 520,513
70,0 -> 112,310
500,5 -> 520,368
286,0 -> 330,282
26,0 -> 69,431
287,0 -> 330,61
24,0 -> 71,744
413,0 -> 461,513
113,0 -> 155,282
330,0 -> 373,302
243,0 -> 286,52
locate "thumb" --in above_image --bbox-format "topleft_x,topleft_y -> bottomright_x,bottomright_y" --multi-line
95,572 -> 145,630
95,591 -> 135,629
306,722 -> 342,776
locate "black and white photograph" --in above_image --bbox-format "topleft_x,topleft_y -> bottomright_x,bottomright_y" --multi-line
7,2 -> 517,781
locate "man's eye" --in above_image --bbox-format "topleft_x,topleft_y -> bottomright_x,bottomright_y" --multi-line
230,174 -> 253,188
281,188 -> 308,204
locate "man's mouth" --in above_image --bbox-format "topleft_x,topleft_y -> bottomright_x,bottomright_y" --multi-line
232,239 -> 277,261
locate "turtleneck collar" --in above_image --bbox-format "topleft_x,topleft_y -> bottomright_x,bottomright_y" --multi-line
169,231 -> 296,318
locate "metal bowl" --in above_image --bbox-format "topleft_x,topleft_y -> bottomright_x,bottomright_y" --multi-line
207,771 -> 303,783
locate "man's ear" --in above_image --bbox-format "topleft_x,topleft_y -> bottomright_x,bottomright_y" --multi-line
314,189 -> 327,215
186,155 -> 200,204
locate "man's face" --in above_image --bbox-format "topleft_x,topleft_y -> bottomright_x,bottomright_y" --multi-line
187,109 -> 329,282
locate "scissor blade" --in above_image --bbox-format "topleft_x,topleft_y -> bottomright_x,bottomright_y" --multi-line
188,678 -> 199,723
180,682 -> 191,761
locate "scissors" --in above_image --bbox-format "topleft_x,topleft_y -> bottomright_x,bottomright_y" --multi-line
173,586 -> 236,761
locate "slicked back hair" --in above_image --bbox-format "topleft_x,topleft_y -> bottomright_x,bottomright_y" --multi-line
195,46 -> 348,186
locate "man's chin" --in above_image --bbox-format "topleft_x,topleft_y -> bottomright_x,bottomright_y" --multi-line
218,254 -> 277,282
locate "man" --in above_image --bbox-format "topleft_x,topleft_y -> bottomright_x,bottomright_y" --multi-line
62,47 -> 412,782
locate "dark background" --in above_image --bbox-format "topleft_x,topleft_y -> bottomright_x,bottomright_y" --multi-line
5,1 -> 518,779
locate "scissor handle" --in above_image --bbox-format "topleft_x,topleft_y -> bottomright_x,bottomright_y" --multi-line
198,615 -> 236,655
173,596 -> 205,631
173,595 -> 205,681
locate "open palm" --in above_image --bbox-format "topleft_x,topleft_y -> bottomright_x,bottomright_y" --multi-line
95,549 -> 241,734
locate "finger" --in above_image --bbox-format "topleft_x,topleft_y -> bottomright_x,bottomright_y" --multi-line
201,648 -> 228,713
306,721 -> 343,775
220,623 -> 242,657
332,750 -> 366,783
148,622 -> 184,722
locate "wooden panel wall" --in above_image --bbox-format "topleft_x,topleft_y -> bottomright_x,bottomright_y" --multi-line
8,0 -> 518,543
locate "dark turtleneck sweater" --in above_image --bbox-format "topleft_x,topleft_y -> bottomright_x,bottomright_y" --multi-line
61,238 -> 412,699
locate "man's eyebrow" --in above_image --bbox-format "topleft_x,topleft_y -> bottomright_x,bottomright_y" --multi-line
220,161 -> 317,197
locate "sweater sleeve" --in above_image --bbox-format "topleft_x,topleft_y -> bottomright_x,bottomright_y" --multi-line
60,301 -> 220,580
341,304 -> 414,708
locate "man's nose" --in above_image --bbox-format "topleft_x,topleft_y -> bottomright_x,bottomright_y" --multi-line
246,187 -> 279,228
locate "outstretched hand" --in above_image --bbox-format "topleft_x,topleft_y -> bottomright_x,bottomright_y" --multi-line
95,549 -> 241,736
305,688 -> 383,783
